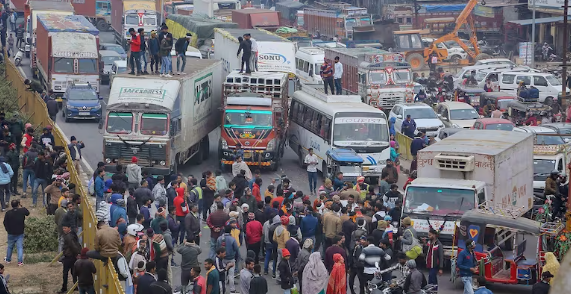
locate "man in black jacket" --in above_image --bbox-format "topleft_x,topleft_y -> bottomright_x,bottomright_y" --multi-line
137,261 -> 157,294
175,33 -> 192,74
59,223 -> 81,293
237,33 -> 252,74
32,151 -> 53,210
3,200 -> 29,265
46,96 -> 59,122
150,268 -> 172,294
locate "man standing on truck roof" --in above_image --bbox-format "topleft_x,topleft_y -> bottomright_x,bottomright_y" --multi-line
149,31 -> 160,74
250,37 -> 258,72
333,56 -> 343,95
138,28 -> 149,75
128,28 -> 142,76
320,60 -> 334,95
158,26 -> 174,75
175,33 -> 192,75
237,33 -> 252,74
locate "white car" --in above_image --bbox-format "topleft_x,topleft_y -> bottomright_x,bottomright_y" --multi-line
389,103 -> 444,138
435,101 -> 479,128
170,46 -> 203,59
474,58 -> 517,67
422,38 -> 468,62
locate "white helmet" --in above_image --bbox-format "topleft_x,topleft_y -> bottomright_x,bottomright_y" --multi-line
127,223 -> 144,236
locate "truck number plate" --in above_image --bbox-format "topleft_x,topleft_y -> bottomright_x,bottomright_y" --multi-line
79,112 -> 90,116
244,152 -> 252,159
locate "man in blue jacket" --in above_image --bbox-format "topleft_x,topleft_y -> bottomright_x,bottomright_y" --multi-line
111,199 -> 127,227
401,115 -> 417,138
457,240 -> 478,294
94,169 -> 106,211
216,226 -> 241,293
300,208 -> 317,243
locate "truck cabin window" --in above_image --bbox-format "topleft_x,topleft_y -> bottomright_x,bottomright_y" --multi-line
535,135 -> 565,145
125,14 -> 139,25
102,56 -> 122,65
224,110 -> 273,128
78,59 -> 98,74
54,58 -> 97,74
393,70 -> 410,83
143,16 -> 157,26
404,187 -> 475,216
107,113 -> 133,134
369,71 -> 387,84
140,113 -> 168,135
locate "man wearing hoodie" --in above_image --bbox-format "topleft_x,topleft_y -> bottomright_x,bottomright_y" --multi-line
215,170 -> 227,195
111,199 -> 128,228
126,157 -> 142,190
273,215 -> 291,277
245,212 -> 263,264
148,31 -> 160,74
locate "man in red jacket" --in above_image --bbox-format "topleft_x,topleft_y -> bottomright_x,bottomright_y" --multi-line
128,28 -> 142,75
245,212 -> 263,264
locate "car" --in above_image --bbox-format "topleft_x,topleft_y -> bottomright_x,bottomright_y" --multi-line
452,64 -> 514,84
99,43 -> 127,59
389,103 -> 444,138
170,46 -> 203,59
434,127 -> 468,142
498,71 -> 568,104
471,118 -> 514,131
62,83 -> 103,122
542,123 -> 571,142
110,60 -> 128,87
474,58 -> 517,67
435,101 -> 479,128
99,50 -> 124,85
422,38 -> 468,62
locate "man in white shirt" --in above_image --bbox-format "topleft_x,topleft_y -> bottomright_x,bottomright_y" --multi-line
304,148 -> 319,195
333,56 -> 343,95
250,38 -> 258,72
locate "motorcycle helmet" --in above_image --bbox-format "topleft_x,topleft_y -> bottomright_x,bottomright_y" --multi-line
127,223 -> 144,236
551,170 -> 560,176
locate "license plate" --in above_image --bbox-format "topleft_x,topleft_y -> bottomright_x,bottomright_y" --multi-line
244,152 -> 252,159
363,166 -> 369,171
79,112 -> 90,116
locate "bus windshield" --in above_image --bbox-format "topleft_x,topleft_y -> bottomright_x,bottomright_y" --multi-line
106,112 -> 133,134
333,114 -> 389,146
140,113 -> 168,135
404,186 -> 475,216
224,110 -> 272,129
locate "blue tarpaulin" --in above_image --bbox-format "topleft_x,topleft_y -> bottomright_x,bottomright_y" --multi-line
423,4 -> 466,12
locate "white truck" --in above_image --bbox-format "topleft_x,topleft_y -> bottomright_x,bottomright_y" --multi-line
403,130 -> 534,256
101,59 -> 223,175
214,28 -> 296,76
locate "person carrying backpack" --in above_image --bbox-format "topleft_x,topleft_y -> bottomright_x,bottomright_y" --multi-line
350,218 -> 368,250
217,226 -> 241,293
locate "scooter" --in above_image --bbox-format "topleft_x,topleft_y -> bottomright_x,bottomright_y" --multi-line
14,47 -> 25,66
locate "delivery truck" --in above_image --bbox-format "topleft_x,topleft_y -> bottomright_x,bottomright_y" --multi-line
214,28 -> 296,76
402,130 -> 534,256
35,14 -> 100,97
324,47 -> 414,111
110,0 -> 159,49
101,59 -> 223,175
304,5 -> 374,40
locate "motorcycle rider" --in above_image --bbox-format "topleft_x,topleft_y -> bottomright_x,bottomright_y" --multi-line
414,89 -> 427,103
552,173 -> 568,220
544,170 -> 559,199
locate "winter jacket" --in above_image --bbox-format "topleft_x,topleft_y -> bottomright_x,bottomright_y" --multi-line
426,239 -> 444,270
3,207 -> 29,235
46,98 -> 59,116
6,150 -> 19,169
273,225 -> 290,249
474,287 -> 494,294
94,224 -> 122,258
185,211 -> 201,238
215,175 -> 227,193
457,249 -> 477,277
278,259 -> 294,289
95,176 -> 105,198
62,232 -> 81,257
285,238 -> 300,264
0,162 -> 14,185
159,38 -> 171,57
245,220 -> 263,245
250,275 -> 268,294
217,233 -> 241,260
33,159 -> 52,180
126,163 -> 142,184
239,195 -> 257,213
323,211 -> 342,239
68,142 -> 85,161
111,206 -> 127,227
403,269 -> 426,294
177,242 -> 202,270
151,215 -> 167,234
175,38 -> 189,54
148,37 -> 159,55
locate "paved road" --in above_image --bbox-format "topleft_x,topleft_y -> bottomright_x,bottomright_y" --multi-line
12,31 -> 534,294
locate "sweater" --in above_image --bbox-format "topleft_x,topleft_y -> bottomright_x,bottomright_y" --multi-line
300,214 -> 317,237
177,243 -> 202,270
74,259 -> 96,287
250,275 -> 268,294
245,220 -> 263,244
125,163 -> 142,184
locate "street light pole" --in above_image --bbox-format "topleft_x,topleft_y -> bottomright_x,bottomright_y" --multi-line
531,0 -> 536,68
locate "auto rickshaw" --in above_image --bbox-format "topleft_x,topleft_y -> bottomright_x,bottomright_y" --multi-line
479,91 -> 517,116
452,209 -> 562,286
507,100 -> 551,125
454,85 -> 484,112
325,148 -> 363,183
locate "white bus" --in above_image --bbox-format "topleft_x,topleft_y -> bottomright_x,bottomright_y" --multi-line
295,47 -> 324,85
288,85 -> 390,183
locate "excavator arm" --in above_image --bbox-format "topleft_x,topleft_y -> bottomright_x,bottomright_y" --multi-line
424,0 -> 483,62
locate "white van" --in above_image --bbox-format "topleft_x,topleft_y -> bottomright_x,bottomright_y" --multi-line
295,47 -> 324,85
498,72 -> 567,104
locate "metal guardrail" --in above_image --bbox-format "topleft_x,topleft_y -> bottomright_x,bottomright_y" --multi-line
4,60 -> 125,294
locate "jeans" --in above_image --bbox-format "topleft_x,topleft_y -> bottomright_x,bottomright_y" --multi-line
129,51 -> 141,74
307,171 -> 317,193
264,242 -> 274,273
79,286 -> 96,294
284,290 -> 291,294
247,241 -> 261,264
359,273 -> 374,294
95,196 -> 104,212
177,215 -> 186,244
198,198 -> 204,217
428,267 -> 438,285
6,234 -> 24,263
22,169 -> 35,195
323,77 -> 334,94
334,78 -> 342,94
223,259 -> 236,292
209,237 -> 217,260
32,178 -> 47,207
140,51 -> 148,71
62,256 -> 77,291
461,276 -> 474,294
161,56 -> 170,74
0,184 -> 10,210
177,53 -> 187,72
150,54 -> 160,72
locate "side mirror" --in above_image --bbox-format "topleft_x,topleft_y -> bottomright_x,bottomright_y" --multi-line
396,115 -> 402,119
375,261 -> 379,268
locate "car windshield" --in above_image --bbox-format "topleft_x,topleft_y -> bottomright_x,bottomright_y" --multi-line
68,89 -> 97,100
534,159 -> 556,175
102,56 -> 122,65
450,109 -> 478,120
107,46 -> 126,56
394,70 -> 411,83
106,113 -> 133,134
224,110 -> 272,129
485,123 -> 514,131
536,134 -> 565,145
333,116 -> 389,145
404,186 -> 475,216
546,75 -> 561,86
115,66 -> 127,73
404,108 -> 438,119
140,113 -> 168,135
370,71 -> 387,84
475,72 -> 487,81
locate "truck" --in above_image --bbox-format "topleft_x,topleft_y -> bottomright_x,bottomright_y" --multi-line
218,71 -> 289,171
36,14 -> 100,97
402,130 -> 534,256
25,1 -> 75,78
324,47 -> 414,111
102,59 -> 223,175
231,9 -> 281,31
214,28 -> 296,76
110,0 -> 159,49
94,0 -> 112,31
304,4 -> 374,40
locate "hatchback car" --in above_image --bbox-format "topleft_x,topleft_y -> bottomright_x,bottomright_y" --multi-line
62,83 -> 102,122
99,50 -> 123,85
389,103 -> 444,137
435,101 -> 479,128
471,118 -> 514,131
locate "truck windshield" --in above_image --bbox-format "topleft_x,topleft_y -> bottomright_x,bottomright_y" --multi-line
107,112 -> 133,134
224,110 -> 273,129
54,58 -> 74,73
404,186 -> 475,216
394,70 -> 411,83
140,113 -> 168,135
533,159 -> 556,175
370,71 -> 387,84
333,114 -> 389,146
535,135 -> 565,145
78,59 -> 98,74
53,58 -> 98,74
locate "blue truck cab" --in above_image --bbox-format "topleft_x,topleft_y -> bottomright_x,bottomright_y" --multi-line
62,83 -> 103,122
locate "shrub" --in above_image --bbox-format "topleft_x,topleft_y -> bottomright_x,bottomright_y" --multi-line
24,215 -> 58,253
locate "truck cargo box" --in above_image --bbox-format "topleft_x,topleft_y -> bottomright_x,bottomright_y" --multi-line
231,9 -> 281,30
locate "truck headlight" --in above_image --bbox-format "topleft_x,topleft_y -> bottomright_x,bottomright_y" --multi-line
159,161 -> 166,166
266,139 -> 275,151
105,158 -> 111,163
220,139 -> 228,149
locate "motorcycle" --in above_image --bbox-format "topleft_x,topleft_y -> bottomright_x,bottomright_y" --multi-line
366,263 -> 438,294
14,47 -> 25,66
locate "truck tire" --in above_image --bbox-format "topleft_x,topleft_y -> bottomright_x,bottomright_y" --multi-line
406,53 -> 425,71
96,20 -> 109,32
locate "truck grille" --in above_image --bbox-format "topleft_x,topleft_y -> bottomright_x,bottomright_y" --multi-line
105,143 -> 166,166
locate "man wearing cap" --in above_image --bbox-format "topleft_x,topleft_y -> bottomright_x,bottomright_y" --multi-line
74,247 -> 97,294
45,175 -> 65,215
457,240 -> 478,294
68,136 -> 85,173
126,156 -> 142,190
531,271 -> 552,294
87,220 -> 122,263
175,33 -> 192,75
